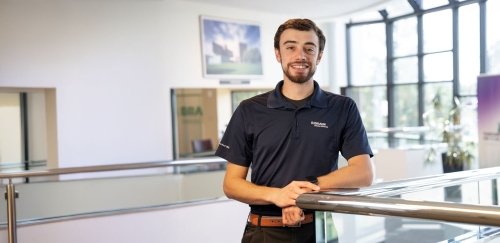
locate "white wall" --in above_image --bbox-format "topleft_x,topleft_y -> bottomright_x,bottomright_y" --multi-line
0,0 -> 330,167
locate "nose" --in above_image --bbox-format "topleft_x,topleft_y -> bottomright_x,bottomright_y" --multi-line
296,49 -> 307,61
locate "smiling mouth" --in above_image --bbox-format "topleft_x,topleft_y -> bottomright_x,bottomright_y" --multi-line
290,62 -> 310,70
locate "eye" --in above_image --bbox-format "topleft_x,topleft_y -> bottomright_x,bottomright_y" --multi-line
306,47 -> 316,54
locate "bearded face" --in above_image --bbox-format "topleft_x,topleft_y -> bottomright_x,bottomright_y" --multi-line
275,29 -> 322,84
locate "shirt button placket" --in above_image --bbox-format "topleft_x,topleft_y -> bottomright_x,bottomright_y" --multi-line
293,110 -> 300,139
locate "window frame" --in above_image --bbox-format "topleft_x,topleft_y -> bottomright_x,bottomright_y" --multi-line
344,0 -> 487,131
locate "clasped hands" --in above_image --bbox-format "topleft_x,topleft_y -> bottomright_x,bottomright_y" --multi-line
272,180 -> 320,226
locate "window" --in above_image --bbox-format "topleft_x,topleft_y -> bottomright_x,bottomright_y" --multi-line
343,86 -> 387,130
231,90 -> 268,112
172,89 -> 218,158
393,17 -> 418,84
487,0 -> 500,73
423,10 -> 452,53
394,57 -> 418,83
393,17 -> 418,57
349,23 -> 386,86
0,90 -> 53,171
0,93 -> 22,165
423,52 -> 453,82
344,0 -> 487,153
459,4 -> 480,95
394,84 -> 419,127
424,82 -> 453,120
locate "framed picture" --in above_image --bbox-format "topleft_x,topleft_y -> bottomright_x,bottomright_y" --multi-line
200,16 -> 263,80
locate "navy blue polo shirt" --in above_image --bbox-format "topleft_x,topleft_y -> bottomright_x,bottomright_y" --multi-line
216,80 -> 373,216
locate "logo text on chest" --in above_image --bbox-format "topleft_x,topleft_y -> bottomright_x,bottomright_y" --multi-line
311,121 -> 328,129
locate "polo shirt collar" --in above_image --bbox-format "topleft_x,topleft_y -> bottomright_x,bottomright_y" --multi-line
267,80 -> 328,109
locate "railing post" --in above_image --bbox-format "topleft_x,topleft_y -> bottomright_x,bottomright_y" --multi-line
6,179 -> 18,243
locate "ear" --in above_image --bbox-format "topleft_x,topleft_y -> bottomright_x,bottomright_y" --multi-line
275,48 -> 281,63
316,51 -> 324,64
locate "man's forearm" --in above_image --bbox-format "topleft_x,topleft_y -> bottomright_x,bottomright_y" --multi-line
318,154 -> 374,189
223,162 -> 320,208
223,177 -> 279,205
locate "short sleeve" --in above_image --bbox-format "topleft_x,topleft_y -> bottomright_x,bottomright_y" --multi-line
215,105 -> 253,167
340,99 -> 373,160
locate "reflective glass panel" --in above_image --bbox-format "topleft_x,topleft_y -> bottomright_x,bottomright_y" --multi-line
394,56 -> 418,84
394,84 -> 418,127
423,82 -> 453,142
0,93 -> 22,165
316,179 -> 500,243
423,82 -> 453,121
487,0 -> 500,73
344,86 -> 387,130
0,159 -> 228,224
0,91 -> 49,169
231,90 -> 268,112
423,9 -> 452,53
173,89 -> 218,158
393,17 -> 418,57
350,23 -> 387,86
459,4 -> 480,95
456,96 -> 478,169
423,52 -> 453,82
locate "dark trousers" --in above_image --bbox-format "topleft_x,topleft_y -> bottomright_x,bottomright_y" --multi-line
241,222 -> 316,243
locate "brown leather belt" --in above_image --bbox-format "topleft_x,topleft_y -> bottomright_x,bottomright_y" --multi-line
247,213 -> 314,227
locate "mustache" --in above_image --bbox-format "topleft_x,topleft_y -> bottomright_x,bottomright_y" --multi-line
289,61 -> 310,66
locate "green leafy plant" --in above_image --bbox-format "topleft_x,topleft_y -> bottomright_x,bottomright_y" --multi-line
424,93 -> 475,171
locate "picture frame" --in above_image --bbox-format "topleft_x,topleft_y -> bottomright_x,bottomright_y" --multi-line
200,16 -> 263,80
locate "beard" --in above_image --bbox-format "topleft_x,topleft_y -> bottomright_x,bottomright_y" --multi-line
282,61 -> 316,84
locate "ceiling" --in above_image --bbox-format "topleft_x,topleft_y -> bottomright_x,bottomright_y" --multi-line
182,0 -> 391,20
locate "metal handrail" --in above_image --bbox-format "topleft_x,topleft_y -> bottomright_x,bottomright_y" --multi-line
0,157 -> 227,243
297,166 -> 500,228
366,126 -> 430,134
0,157 -> 225,180
309,167 -> 500,198
357,167 -> 500,197
297,193 -> 500,227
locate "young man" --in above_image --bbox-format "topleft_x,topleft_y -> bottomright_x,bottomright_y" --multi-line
215,18 -> 374,243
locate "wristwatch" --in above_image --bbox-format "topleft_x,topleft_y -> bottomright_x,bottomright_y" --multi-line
306,175 -> 319,185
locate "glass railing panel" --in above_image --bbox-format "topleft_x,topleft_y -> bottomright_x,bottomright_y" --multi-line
390,180 -> 483,242
319,212 -> 491,243
307,168 -> 500,243
0,158 -> 227,225
367,126 -> 437,150
391,178 -> 498,207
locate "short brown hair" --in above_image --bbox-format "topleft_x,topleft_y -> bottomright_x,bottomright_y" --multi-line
274,18 -> 326,52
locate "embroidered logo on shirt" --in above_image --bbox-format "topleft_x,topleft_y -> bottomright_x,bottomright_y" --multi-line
219,143 -> 230,149
311,121 -> 328,128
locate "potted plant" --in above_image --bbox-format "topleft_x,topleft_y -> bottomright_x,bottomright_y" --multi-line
424,92 -> 475,173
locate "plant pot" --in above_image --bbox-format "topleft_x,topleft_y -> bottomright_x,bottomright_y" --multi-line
441,152 -> 463,202
441,152 -> 464,173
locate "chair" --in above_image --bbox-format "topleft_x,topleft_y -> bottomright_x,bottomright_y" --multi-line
191,139 -> 213,153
